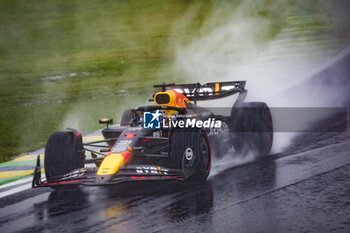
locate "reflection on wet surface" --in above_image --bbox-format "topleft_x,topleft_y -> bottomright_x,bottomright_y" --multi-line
0,137 -> 349,233
23,158 -> 276,232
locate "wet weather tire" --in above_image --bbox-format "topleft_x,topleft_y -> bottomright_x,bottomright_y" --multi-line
44,131 -> 85,188
170,129 -> 211,182
230,102 -> 273,156
120,109 -> 134,126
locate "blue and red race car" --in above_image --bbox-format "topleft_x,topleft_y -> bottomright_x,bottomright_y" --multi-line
32,81 -> 273,189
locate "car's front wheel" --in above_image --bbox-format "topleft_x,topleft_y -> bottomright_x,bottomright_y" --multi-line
44,131 -> 85,189
170,129 -> 211,182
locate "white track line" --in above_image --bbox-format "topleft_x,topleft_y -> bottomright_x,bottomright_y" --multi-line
0,177 -> 32,190
0,182 -> 32,198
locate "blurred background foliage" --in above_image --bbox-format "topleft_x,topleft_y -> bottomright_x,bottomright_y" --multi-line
0,0 -> 349,162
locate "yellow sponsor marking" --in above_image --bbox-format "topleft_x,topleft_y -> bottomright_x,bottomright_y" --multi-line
13,154 -> 44,162
0,169 -> 44,179
97,153 -> 125,175
83,135 -> 104,143
215,83 -> 220,95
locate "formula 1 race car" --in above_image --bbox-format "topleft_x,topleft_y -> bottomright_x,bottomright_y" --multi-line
32,81 -> 273,189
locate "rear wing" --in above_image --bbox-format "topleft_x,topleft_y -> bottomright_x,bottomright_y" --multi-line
153,81 -> 247,103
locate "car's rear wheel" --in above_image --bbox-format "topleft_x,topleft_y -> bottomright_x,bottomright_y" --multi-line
120,109 -> 134,126
230,102 -> 273,156
44,131 -> 85,189
170,129 -> 211,182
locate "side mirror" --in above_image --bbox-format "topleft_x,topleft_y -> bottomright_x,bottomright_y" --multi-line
99,118 -> 113,128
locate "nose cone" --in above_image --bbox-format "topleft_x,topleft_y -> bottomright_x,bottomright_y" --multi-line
96,153 -> 125,183
97,153 -> 125,175
96,151 -> 133,183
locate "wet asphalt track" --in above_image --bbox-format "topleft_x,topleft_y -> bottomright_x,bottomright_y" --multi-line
0,112 -> 349,233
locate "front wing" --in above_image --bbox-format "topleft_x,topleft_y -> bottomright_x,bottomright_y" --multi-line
32,156 -> 185,188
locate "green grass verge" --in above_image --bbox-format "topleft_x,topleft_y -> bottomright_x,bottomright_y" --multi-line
0,0 -> 214,162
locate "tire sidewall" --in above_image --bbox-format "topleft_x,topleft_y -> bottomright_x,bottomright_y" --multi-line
230,102 -> 273,156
